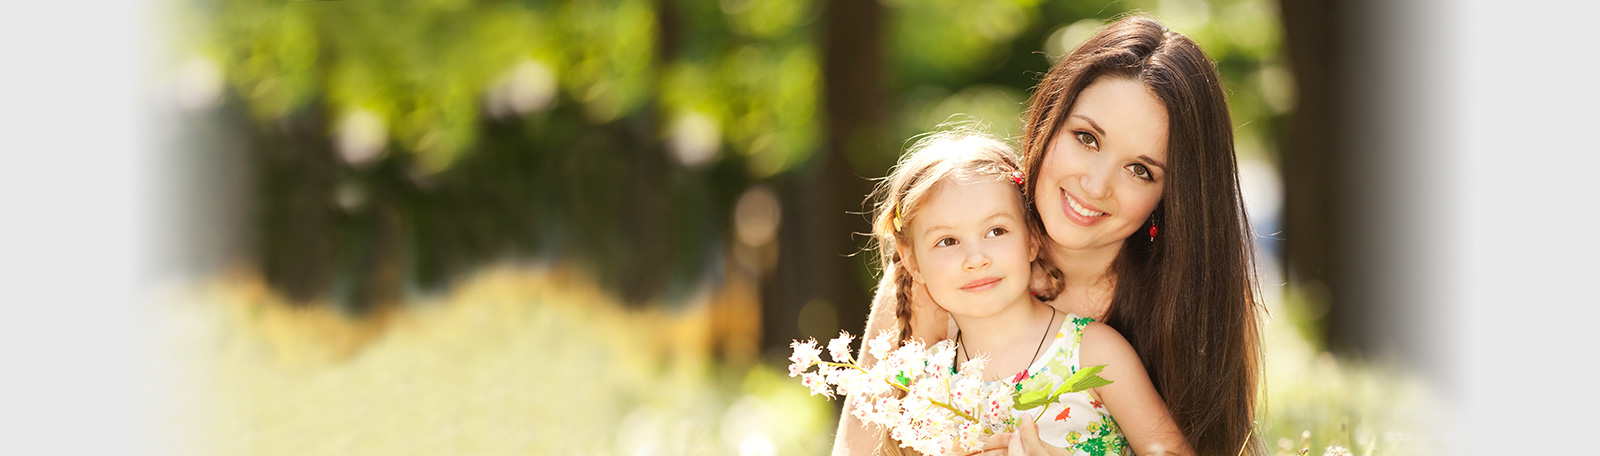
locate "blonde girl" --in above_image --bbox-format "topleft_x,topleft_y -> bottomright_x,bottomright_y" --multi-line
846,129 -> 1191,456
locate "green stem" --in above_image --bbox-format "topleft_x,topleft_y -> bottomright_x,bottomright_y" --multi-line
1236,424 -> 1255,456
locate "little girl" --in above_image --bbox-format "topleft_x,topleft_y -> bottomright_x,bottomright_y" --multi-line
863,130 -> 1191,455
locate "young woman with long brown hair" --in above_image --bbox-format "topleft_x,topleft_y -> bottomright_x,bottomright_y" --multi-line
834,15 -> 1264,456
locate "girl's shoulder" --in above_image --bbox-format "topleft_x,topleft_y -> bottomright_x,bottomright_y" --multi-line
1075,317 -> 1140,369
1057,312 -> 1102,341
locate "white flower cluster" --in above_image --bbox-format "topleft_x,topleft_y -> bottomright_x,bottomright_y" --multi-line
789,330 -> 1019,456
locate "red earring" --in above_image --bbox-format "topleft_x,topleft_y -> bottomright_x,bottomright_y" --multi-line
1147,212 -> 1158,242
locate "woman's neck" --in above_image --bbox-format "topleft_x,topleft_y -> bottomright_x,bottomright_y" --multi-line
950,294 -> 1054,366
1047,242 -> 1121,321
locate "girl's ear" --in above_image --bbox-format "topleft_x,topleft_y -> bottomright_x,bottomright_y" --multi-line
896,243 -> 923,283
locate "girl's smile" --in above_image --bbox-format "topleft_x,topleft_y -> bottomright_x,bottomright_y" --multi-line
901,179 -> 1037,320
960,277 -> 1003,292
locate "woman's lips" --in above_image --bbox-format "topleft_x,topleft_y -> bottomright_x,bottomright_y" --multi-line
961,277 -> 1002,292
1061,189 -> 1107,226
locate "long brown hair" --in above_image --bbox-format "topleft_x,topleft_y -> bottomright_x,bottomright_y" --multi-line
1019,15 -> 1265,455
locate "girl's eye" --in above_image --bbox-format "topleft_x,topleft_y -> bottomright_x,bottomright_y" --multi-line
986,227 -> 1008,238
1126,163 -> 1153,181
935,237 -> 958,248
1074,131 -> 1099,150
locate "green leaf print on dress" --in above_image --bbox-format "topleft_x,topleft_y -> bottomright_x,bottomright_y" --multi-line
1005,313 -> 1130,456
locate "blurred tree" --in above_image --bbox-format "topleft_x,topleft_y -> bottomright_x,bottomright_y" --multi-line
173,0 -> 1297,356
1280,0 -> 1429,363
763,0 -> 884,354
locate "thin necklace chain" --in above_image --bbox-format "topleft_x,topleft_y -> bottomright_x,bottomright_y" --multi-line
955,307 -> 1057,380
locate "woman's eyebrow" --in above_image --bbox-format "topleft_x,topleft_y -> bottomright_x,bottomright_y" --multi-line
1069,114 -> 1105,137
1139,155 -> 1168,172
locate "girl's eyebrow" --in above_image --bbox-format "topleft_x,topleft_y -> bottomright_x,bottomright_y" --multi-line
918,212 -> 1018,237
1069,114 -> 1105,137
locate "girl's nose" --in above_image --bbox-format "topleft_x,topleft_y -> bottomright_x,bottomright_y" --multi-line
963,247 -> 991,271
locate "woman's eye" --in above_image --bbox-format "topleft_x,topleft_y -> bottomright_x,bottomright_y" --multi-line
987,227 -> 1008,238
935,237 -> 958,247
1074,131 -> 1099,150
1126,163 -> 1153,181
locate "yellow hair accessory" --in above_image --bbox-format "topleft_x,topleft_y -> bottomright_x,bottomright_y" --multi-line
892,204 -> 904,232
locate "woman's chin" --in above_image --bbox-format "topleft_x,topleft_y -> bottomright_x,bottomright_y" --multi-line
1045,230 -> 1098,251
1046,227 -> 1132,252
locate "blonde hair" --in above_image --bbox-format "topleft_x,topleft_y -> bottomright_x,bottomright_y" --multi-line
868,126 -> 1064,348
866,126 -> 1064,455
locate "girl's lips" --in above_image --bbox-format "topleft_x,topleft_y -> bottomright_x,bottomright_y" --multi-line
961,277 -> 1002,292
1061,189 -> 1108,227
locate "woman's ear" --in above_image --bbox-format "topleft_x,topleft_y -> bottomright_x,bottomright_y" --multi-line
896,244 -> 923,283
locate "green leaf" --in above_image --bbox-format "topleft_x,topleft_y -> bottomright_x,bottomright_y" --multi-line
1054,364 -> 1114,396
1016,389 -> 1049,405
1013,399 -> 1050,411
1011,387 -> 1054,411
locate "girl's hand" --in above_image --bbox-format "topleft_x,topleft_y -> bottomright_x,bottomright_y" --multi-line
963,417 -> 1068,456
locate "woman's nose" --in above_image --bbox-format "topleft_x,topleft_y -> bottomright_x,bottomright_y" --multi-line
1080,162 -> 1113,200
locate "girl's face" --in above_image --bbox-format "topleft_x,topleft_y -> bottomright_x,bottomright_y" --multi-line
901,179 -> 1037,319
1035,77 -> 1169,253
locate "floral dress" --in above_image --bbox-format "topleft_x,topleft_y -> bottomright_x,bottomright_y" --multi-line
995,313 -> 1129,456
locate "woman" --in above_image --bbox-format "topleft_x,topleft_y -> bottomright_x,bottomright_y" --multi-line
833,15 -> 1264,456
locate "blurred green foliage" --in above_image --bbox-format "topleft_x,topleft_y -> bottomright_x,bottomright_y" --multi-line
166,2 -> 1445,454
171,0 -> 1292,325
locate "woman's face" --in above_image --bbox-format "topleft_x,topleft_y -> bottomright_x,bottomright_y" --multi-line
1034,77 -> 1169,253
901,179 -> 1037,320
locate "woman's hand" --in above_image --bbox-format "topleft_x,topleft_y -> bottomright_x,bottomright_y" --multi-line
904,278 -> 951,344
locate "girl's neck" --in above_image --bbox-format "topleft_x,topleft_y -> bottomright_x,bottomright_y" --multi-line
1047,242 -> 1121,320
950,294 -> 1055,365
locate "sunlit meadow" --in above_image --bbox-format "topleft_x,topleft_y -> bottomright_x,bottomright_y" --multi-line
156,261 -> 1436,455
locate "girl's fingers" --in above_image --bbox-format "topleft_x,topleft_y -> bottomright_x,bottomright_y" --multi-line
1007,430 -> 1026,456
966,433 -> 1011,454
1017,419 -> 1066,456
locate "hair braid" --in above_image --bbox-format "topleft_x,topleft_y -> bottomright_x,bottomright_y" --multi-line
891,251 -> 917,345
1030,254 -> 1066,302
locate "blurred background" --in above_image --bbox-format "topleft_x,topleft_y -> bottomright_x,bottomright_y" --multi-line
137,0 -> 1452,454
46,0 -> 1600,454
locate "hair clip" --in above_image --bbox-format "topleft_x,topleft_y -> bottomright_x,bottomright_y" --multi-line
1011,171 -> 1026,187
892,205 -> 905,232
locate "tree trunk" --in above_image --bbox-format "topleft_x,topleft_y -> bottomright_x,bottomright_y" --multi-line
766,0 -> 883,352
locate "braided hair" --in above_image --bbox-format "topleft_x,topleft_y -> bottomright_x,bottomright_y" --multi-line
868,125 -> 1065,347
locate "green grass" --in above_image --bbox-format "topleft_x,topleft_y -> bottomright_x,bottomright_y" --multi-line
158,265 -> 1437,455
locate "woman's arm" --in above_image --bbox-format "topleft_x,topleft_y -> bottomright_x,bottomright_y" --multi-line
832,265 -> 949,455
1079,322 -> 1192,456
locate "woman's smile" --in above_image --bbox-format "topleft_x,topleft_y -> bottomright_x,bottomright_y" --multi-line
1061,189 -> 1108,226
1034,77 -> 1168,251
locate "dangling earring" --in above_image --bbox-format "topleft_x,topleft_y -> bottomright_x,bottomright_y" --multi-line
1147,212 -> 1158,242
